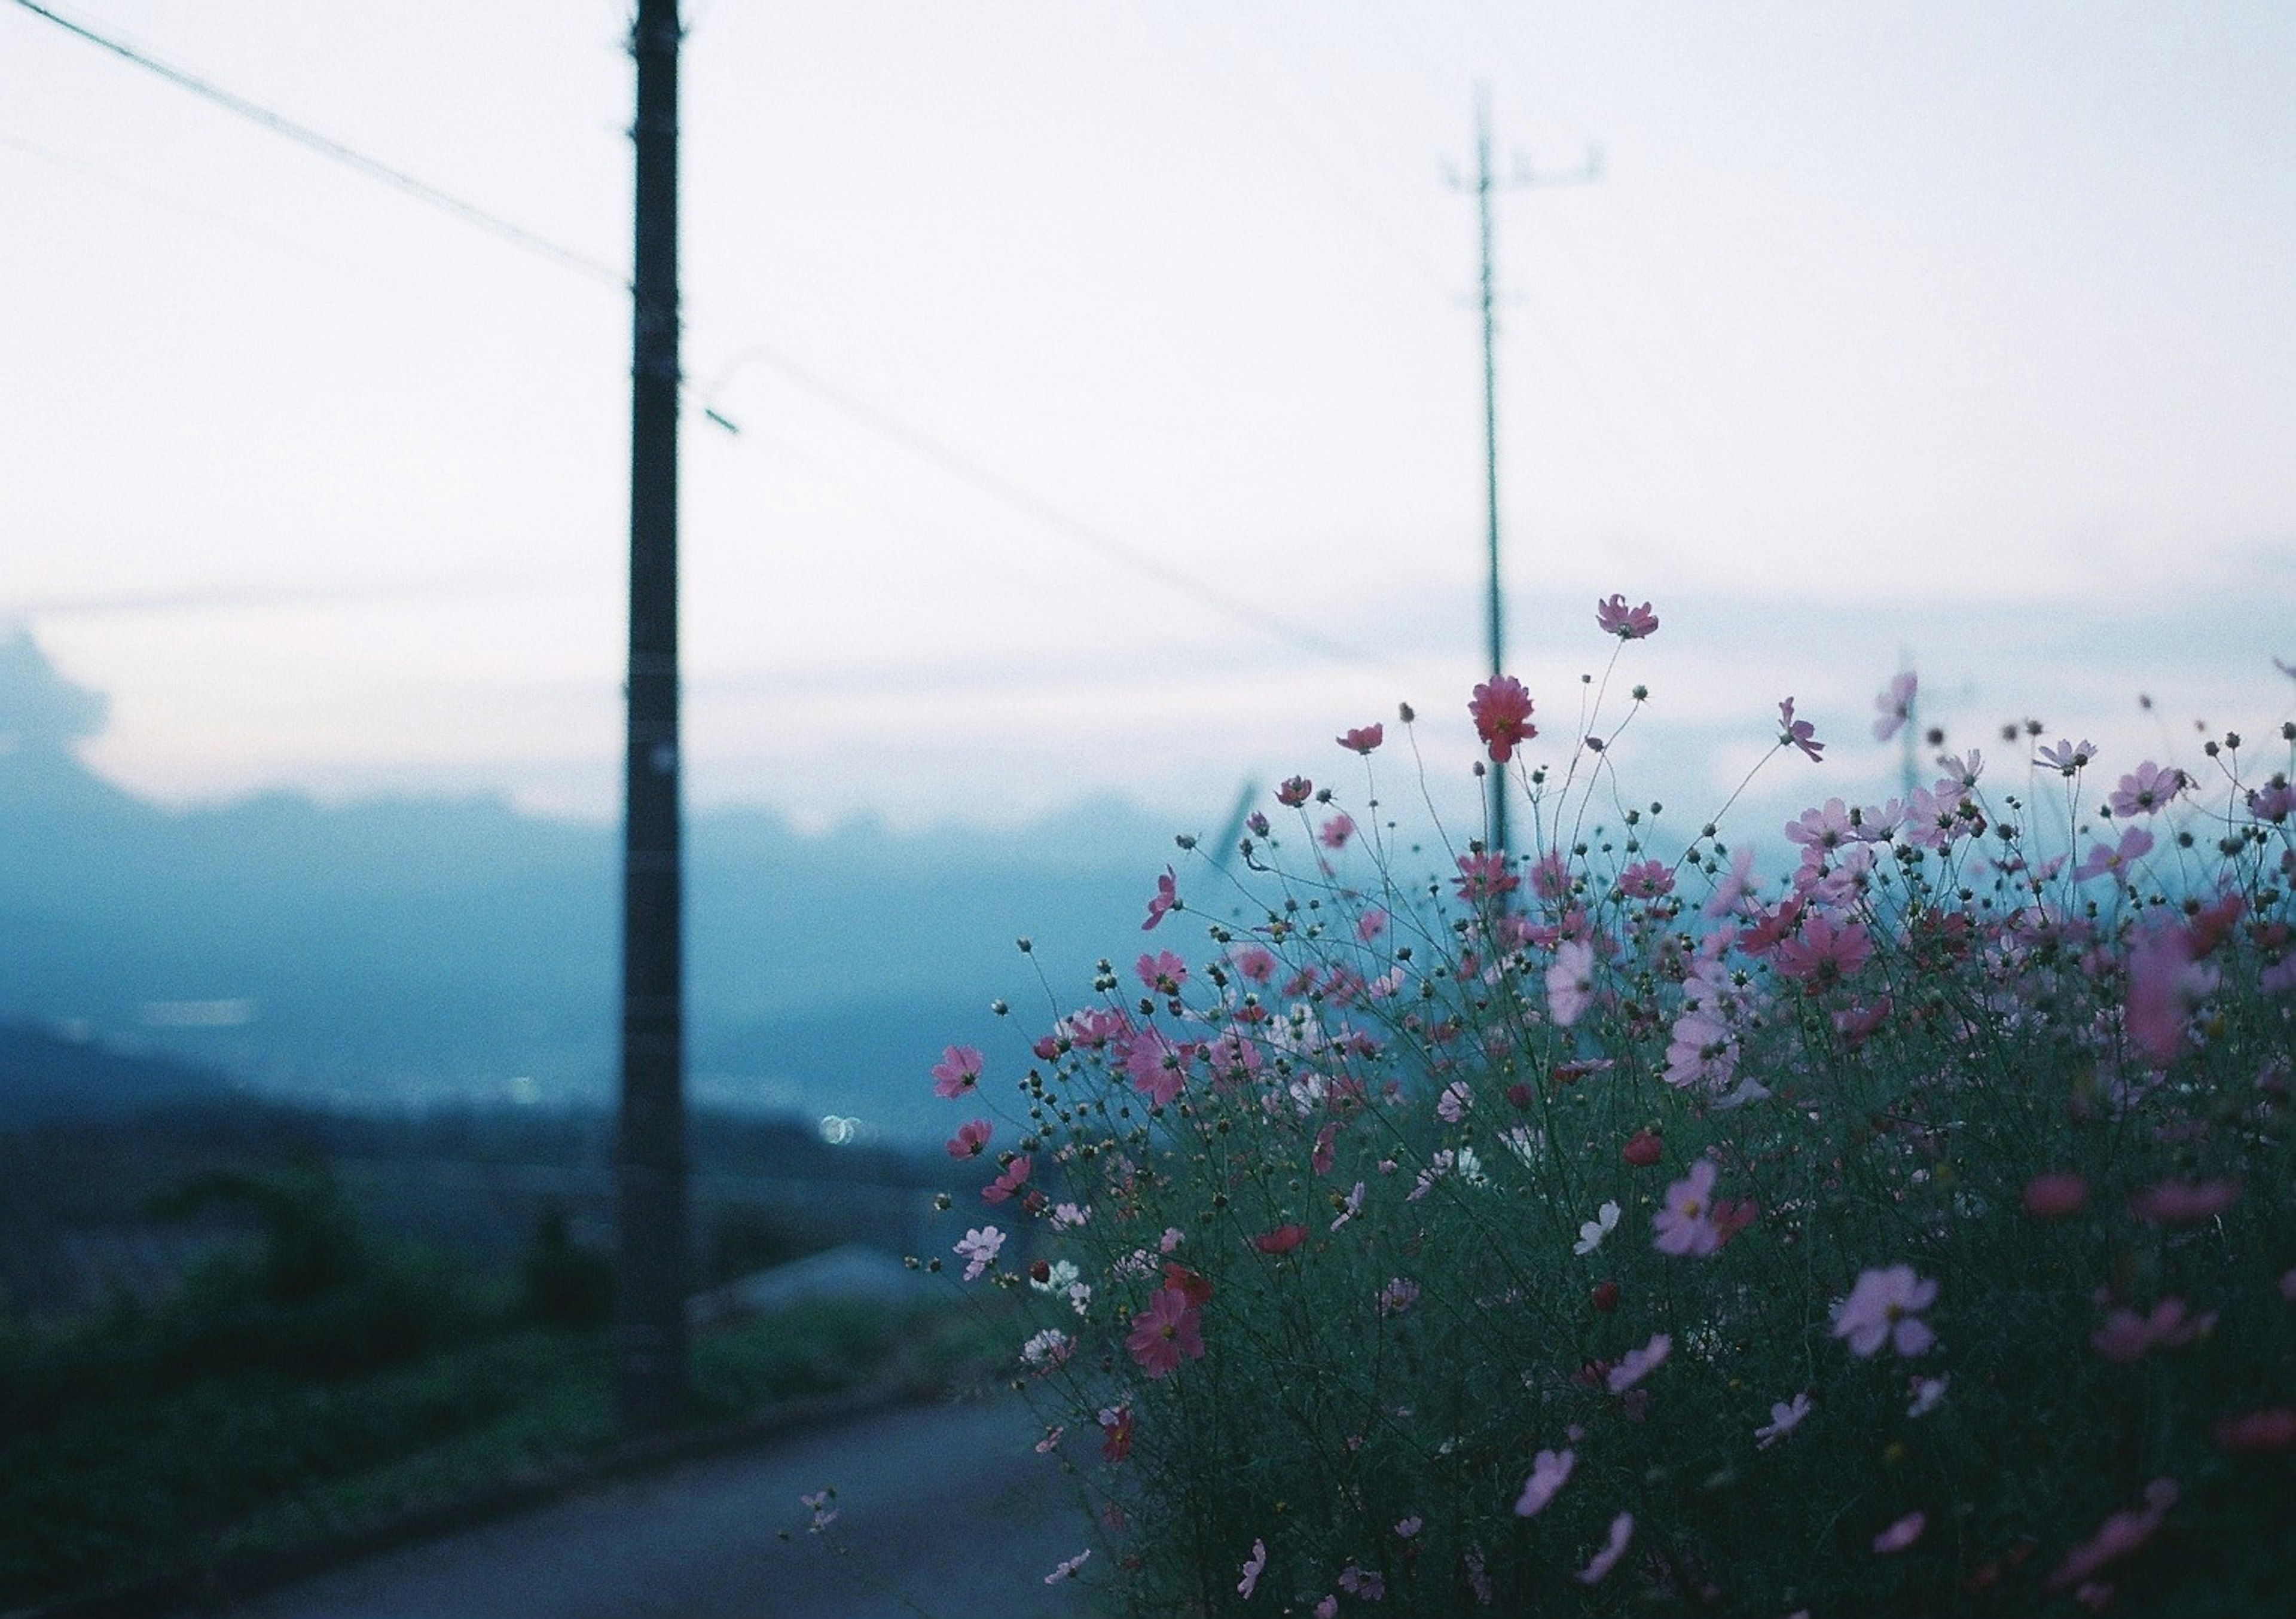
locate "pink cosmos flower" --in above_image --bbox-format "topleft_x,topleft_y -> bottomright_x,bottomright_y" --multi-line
981,1155 -> 1031,1205
2089,1297 -> 2215,1364
1454,850 -> 1520,901
1654,1160 -> 1724,1257
1141,866 -> 1179,930
1547,939 -> 1596,1027
1252,1224 -> 1308,1256
2075,826 -> 2154,884
1619,859 -> 1674,899
2126,923 -> 2216,1066
945,1119 -> 992,1159
2023,1171 -> 2089,1218
1338,723 -> 1384,754
1276,776 -> 1313,807
1097,1403 -> 1134,1462
1314,1600 -> 1338,1619
2036,737 -> 2098,775
1470,675 -> 1537,763
1122,1025 -> 1187,1107
1378,1277 -> 1420,1315
1357,906 -> 1388,942
2047,1479 -> 2178,1591
1231,944 -> 1277,982
1136,949 -> 1189,993
1329,1179 -> 1364,1230
1338,1565 -> 1385,1601
1873,1511 -> 1926,1554
1622,1128 -> 1664,1168
1596,594 -> 1659,639
954,1225 -> 1004,1281
930,1044 -> 982,1100
1576,1512 -> 1634,1584
1702,845 -> 1759,920
1755,1392 -> 1810,1447
1873,671 -> 1918,743
1778,698 -> 1825,762
1238,1538 -> 1267,1599
1437,1080 -> 1474,1123
2129,1177 -> 2240,1226
1607,1331 -> 1671,1392
1907,1374 -> 1949,1418
2108,762 -> 2185,817
1319,812 -> 1356,850
1773,913 -> 1873,988
1514,1447 -> 1574,1516
1831,1264 -> 1938,1357
2214,1407 -> 2296,1453
1126,1284 -> 1206,1378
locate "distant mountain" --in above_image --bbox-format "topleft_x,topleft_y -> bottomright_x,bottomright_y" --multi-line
0,631 -> 1196,1139
0,1021 -> 233,1125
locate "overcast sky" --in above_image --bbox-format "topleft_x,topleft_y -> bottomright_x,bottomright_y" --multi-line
4,1 -> 2292,834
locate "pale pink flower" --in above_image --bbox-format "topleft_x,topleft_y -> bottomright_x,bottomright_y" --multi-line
2129,1177 -> 2240,1226
2075,826 -> 2153,884
2126,921 -> 2216,1065
1136,949 -> 1189,993
930,1044 -> 982,1099
1141,866 -> 1179,930
1607,1331 -> 1672,1392
1034,1425 -> 1064,1453
1831,1264 -> 1938,1357
1872,1511 -> 1926,1554
1357,906 -> 1389,942
1515,1447 -> 1575,1516
1547,939 -> 1596,1027
1778,698 -> 1824,762
1619,859 -> 1674,899
2090,1297 -> 2216,1363
2108,762 -> 2185,817
1596,594 -> 1659,639
2022,1171 -> 2089,1218
1319,812 -> 1356,850
2036,737 -> 2098,775
1314,1600 -> 1338,1619
1787,798 -> 1856,854
1378,1277 -> 1421,1316
1122,1025 -> 1187,1107
1338,1563 -> 1385,1600
1907,1374 -> 1949,1418
1437,1080 -> 1474,1123
1238,1538 -> 1267,1599
1654,1160 -> 1723,1256
2281,1266 -> 2296,1302
1395,1516 -> 1422,1538
1576,1512 -> 1634,1584
2047,1480 -> 2178,1592
1329,1180 -> 1364,1232
801,1489 -> 837,1531
1702,844 -> 1759,920
1755,1392 -> 1810,1448
1453,849 -> 1519,902
954,1225 -> 1004,1281
1873,671 -> 1917,743
1470,675 -> 1537,763
1772,913 -> 1873,988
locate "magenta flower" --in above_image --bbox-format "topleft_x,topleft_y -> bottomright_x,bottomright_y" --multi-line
2129,1177 -> 2240,1226
1755,1392 -> 1811,1448
1778,698 -> 1825,762
1122,1025 -> 1187,1107
1231,1540 -> 1266,1601
2214,1407 -> 2296,1453
1453,850 -> 1520,901
1596,594 -> 1659,639
1831,1264 -> 1938,1357
2126,923 -> 2216,1066
1773,913 -> 1873,988
2090,1297 -> 2216,1363
1872,1511 -> 1926,1554
1126,1284 -> 1206,1378
981,1155 -> 1031,1205
1470,675 -> 1538,763
1318,812 -> 1356,850
930,1044 -> 982,1099
1337,723 -> 1384,754
1872,671 -> 1918,743
1619,859 -> 1674,899
2022,1171 -> 2089,1218
1514,1447 -> 1575,1516
2108,761 -> 2185,817
1653,1160 -> 1723,1257
1231,944 -> 1277,983
1576,1511 -> 1634,1584
945,1118 -> 992,1159
1136,949 -> 1189,994
1607,1331 -> 1671,1392
1141,866 -> 1179,931
1276,775 -> 1313,807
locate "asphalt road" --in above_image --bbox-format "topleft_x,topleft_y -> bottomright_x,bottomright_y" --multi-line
215,1394 -> 1101,1619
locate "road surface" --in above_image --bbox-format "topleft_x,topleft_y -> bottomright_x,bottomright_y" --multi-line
215,1392 -> 1101,1619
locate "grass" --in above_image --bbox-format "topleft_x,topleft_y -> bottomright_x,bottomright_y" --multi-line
0,1296 -> 1003,1612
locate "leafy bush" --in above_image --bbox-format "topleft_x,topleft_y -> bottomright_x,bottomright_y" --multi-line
935,610 -> 2296,1615
518,1202 -> 615,1329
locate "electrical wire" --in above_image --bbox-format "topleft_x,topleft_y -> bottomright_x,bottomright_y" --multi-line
7,0 -> 1390,670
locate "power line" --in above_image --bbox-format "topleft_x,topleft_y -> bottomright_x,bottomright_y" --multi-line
7,0 -> 627,289
8,0 -> 1385,670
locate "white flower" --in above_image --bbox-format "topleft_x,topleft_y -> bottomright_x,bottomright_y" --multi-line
1050,1201 -> 1092,1230
1754,1391 -> 1811,1448
954,1226 -> 1004,1281
1030,1258 -> 1082,1296
1501,1125 -> 1544,1168
1574,1200 -> 1620,1256
1330,1179 -> 1366,1232
1456,1145 -> 1489,1187
1020,1327 -> 1071,1368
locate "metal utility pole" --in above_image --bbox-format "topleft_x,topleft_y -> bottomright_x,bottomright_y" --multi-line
1452,86 -> 1598,853
616,0 -> 688,1434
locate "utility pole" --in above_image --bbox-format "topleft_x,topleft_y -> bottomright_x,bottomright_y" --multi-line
616,0 -> 688,1434
1452,86 -> 1598,853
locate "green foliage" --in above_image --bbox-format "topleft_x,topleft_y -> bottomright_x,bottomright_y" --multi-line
517,1203 -> 614,1329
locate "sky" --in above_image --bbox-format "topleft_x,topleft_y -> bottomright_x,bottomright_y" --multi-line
4,0 -> 2294,838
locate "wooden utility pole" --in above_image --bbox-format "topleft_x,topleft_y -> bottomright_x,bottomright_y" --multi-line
1453,87 -> 1598,853
616,0 -> 688,1433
